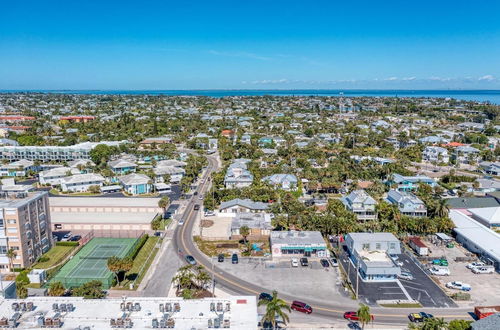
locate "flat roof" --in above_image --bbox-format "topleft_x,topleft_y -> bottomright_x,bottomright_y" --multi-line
271,231 -> 326,246
0,296 -> 257,329
450,210 -> 500,262
51,211 -> 155,224
49,196 -> 160,208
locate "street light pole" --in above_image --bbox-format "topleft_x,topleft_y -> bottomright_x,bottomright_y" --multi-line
355,258 -> 360,300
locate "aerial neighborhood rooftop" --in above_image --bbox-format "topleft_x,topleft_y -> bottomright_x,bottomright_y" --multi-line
0,92 -> 498,329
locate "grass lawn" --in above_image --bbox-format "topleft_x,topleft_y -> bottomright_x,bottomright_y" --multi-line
120,236 -> 160,289
193,236 -> 270,257
379,303 -> 423,308
33,245 -> 76,269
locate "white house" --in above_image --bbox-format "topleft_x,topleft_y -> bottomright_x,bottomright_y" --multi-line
39,167 -> 80,186
60,173 -> 106,193
423,146 -> 449,164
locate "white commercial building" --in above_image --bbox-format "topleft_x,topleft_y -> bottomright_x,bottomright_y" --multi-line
0,296 -> 258,329
270,231 -> 327,259
450,209 -> 500,272
49,197 -> 162,232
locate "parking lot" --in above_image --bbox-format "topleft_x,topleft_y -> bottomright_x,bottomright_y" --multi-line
214,257 -> 354,306
339,246 -> 456,308
422,239 -> 500,306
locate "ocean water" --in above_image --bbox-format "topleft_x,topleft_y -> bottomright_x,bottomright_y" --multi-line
2,89 -> 500,104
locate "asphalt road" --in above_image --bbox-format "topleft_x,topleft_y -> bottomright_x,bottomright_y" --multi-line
172,154 -> 473,326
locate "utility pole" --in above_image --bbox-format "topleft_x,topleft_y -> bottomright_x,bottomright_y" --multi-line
355,257 -> 360,300
211,256 -> 215,296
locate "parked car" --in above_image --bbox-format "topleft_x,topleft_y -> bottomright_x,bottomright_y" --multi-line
69,235 -> 81,242
429,266 -> 450,276
205,210 -> 215,217
231,253 -> 239,264
193,204 -> 200,211
300,258 -> 308,267
398,271 -> 414,281
259,292 -> 273,301
193,191 -> 198,196
446,281 -> 471,291
472,266 -> 494,274
432,258 -> 448,266
61,233 -> 72,241
320,259 -> 329,268
344,311 -> 374,321
217,254 -> 224,262
185,255 -> 196,265
291,301 -> 312,314
408,312 -> 434,322
291,258 -> 299,267
329,258 -> 339,267
467,262 -> 485,269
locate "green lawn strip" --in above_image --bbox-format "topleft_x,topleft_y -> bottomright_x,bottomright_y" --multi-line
379,303 -> 422,308
120,236 -> 160,289
33,245 -> 76,269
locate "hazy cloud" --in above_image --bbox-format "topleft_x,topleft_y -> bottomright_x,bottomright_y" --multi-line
478,74 -> 495,81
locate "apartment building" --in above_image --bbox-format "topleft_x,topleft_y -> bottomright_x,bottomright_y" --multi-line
0,191 -> 52,272
0,141 -> 125,161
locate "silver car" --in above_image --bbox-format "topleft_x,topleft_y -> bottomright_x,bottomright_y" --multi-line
398,271 -> 414,280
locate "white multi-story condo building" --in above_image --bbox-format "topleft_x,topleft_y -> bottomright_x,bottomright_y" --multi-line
0,141 -> 126,161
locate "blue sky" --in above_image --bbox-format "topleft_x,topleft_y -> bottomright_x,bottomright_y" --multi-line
1,0 -> 500,90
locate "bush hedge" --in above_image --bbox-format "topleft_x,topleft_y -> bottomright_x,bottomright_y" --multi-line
56,241 -> 79,247
128,234 -> 149,260
38,256 -> 50,263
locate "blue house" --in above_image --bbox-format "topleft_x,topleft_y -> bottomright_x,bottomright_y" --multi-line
108,159 -> 137,175
119,173 -> 152,195
388,173 -> 437,192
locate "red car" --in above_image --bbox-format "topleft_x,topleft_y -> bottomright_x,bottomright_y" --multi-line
344,311 -> 374,321
291,301 -> 313,314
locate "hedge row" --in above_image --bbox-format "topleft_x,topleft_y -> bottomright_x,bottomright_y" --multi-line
128,234 -> 149,260
55,241 -> 79,247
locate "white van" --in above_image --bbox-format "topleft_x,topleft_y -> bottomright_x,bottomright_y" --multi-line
472,266 -> 495,274
429,266 -> 450,276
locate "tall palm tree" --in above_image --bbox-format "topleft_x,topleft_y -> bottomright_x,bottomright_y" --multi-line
6,248 -> 16,272
357,304 -> 372,330
258,290 -> 291,329
158,196 -> 170,216
434,199 -> 449,218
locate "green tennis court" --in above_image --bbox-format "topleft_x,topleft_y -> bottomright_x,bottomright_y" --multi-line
51,237 -> 138,289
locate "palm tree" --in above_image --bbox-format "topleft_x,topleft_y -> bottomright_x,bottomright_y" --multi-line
195,266 -> 211,290
171,265 -> 195,292
6,248 -> 16,272
258,290 -> 291,329
158,196 -> 170,216
434,199 -> 449,218
357,304 -> 372,330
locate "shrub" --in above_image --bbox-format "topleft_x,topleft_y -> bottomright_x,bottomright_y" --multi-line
56,241 -> 79,247
451,292 -> 470,301
38,256 -> 50,263
128,234 -> 148,260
